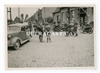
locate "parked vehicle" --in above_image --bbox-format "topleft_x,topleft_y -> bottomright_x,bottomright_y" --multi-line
83,24 -> 93,34
79,24 -> 93,34
65,22 -> 78,37
8,23 -> 31,50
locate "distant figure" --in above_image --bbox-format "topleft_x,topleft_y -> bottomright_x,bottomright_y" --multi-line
28,21 -> 33,37
36,23 -> 44,42
46,30 -> 51,42
38,31 -> 43,42
66,24 -> 74,36
73,20 -> 78,36
33,25 -> 37,35
45,23 -> 51,42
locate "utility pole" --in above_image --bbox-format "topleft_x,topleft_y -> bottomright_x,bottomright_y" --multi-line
7,7 -> 12,24
18,7 -> 20,19
68,7 -> 70,24
44,7 -> 45,23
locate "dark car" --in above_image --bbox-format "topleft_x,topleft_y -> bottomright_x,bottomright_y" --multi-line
8,23 -> 31,50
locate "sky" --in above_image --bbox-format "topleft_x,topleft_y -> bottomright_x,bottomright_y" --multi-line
7,7 -> 43,20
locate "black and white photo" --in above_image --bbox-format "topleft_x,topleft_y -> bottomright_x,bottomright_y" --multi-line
6,5 -> 95,69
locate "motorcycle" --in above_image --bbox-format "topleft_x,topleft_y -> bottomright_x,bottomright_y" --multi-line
79,24 -> 93,34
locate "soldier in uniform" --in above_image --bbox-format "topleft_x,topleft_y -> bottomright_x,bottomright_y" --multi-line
73,20 -> 78,36
28,21 -> 33,37
37,23 -> 44,42
45,22 -> 51,42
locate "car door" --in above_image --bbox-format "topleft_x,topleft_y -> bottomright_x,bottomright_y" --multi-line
20,26 -> 26,41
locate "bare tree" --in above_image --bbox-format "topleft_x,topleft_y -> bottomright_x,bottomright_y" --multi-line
21,14 -> 24,23
24,14 -> 28,22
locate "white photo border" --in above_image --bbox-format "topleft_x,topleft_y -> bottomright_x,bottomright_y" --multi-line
0,0 -> 100,73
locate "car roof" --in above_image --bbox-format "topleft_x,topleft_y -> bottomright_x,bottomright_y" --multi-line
8,22 -> 28,27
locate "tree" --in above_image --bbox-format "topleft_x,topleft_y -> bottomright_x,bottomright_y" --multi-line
14,17 -> 21,23
24,14 -> 28,22
21,14 -> 24,23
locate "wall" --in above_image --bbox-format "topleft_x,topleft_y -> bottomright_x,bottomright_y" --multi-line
34,11 -> 38,20
60,8 -> 68,23
70,7 -> 93,25
53,7 -> 94,26
42,7 -> 56,19
87,7 -> 93,23
38,10 -> 42,21
53,12 -> 61,25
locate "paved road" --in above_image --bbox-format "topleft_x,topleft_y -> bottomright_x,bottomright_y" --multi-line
8,32 -> 94,68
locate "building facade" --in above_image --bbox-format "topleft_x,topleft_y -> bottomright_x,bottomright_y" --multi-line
53,7 -> 94,26
41,7 -> 56,19
38,9 -> 42,21
28,7 -> 56,23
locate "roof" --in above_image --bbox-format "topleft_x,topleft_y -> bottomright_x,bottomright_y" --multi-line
8,22 -> 28,27
52,7 -> 60,14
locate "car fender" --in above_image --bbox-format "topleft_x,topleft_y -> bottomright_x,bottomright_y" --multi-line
10,37 -> 22,45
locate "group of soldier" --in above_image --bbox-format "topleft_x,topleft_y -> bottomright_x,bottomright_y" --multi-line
64,20 -> 78,37
28,19 -> 93,42
28,21 -> 52,43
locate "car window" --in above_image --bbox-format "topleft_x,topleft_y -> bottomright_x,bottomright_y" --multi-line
8,26 -> 20,31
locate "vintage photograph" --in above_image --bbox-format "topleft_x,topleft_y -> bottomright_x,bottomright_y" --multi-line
6,5 -> 95,68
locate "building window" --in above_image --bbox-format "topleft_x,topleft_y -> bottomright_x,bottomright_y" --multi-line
71,10 -> 75,21
92,7 -> 93,15
66,11 -> 69,17
66,11 -> 69,22
61,12 -> 64,22
71,10 -> 75,18
57,15 -> 59,22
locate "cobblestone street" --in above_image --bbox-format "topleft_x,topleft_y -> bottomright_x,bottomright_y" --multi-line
8,32 -> 94,68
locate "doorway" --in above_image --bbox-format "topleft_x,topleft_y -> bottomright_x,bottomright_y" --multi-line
79,8 -> 87,26
80,14 -> 86,26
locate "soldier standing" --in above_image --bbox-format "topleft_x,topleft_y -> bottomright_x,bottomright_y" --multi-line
37,23 -> 44,42
45,23 -> 51,42
73,20 -> 78,36
28,21 -> 33,37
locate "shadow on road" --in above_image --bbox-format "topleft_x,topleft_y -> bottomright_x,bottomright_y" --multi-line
8,47 -> 15,51
8,41 -> 29,51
